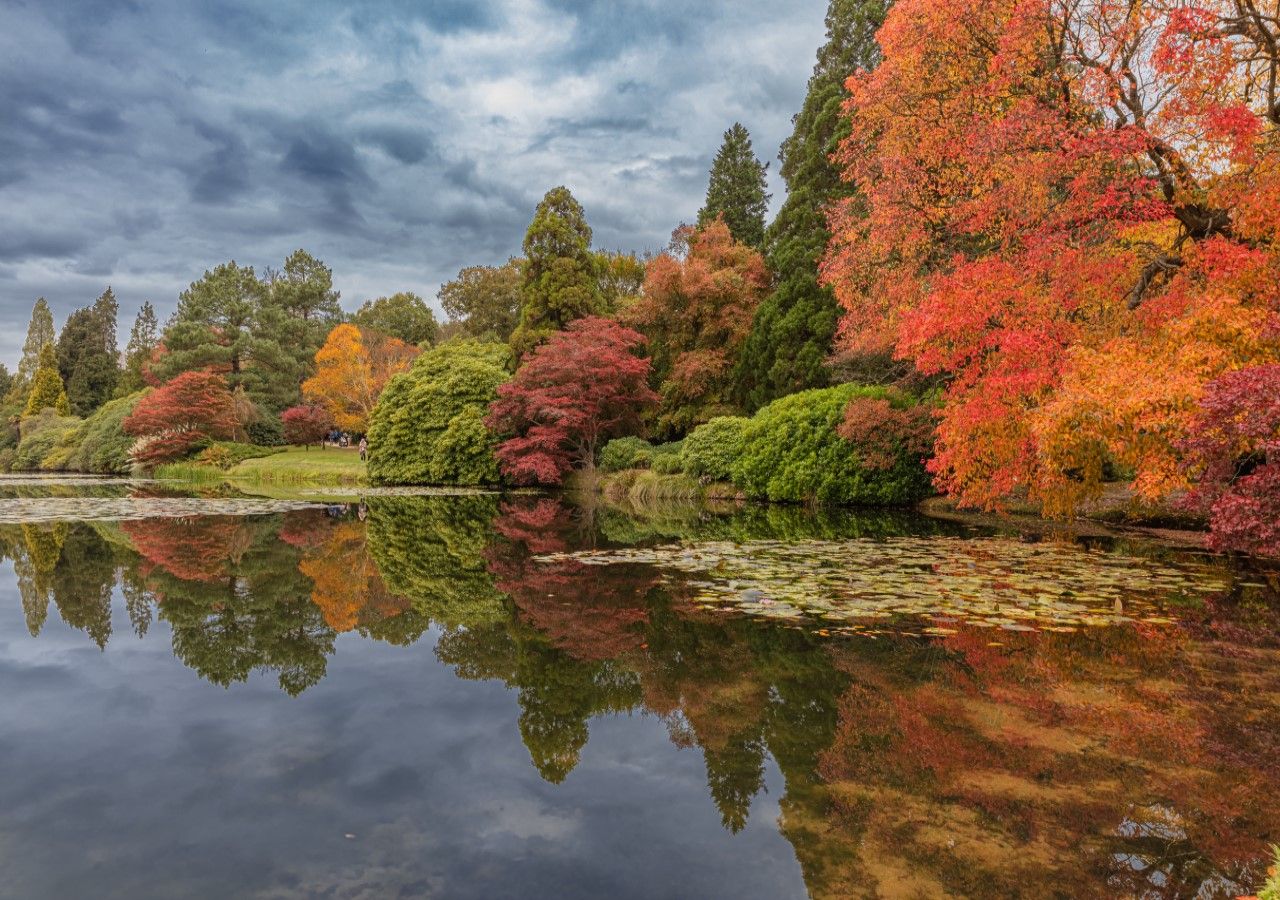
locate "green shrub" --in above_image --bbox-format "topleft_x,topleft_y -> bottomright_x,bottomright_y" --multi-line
651,450 -> 684,474
681,416 -> 748,481
197,441 -> 284,470
13,410 -> 81,472
366,339 -> 510,485
65,391 -> 147,474
599,436 -> 654,472
0,447 -> 14,472
731,384 -> 932,506
246,416 -> 286,447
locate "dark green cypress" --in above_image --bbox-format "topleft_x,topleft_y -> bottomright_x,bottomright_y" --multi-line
735,0 -> 889,410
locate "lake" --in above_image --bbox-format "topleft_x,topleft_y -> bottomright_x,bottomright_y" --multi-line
1,477 -> 1277,899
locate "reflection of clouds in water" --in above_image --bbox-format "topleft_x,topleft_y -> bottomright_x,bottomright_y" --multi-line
475,794 -> 581,843
261,818 -> 447,900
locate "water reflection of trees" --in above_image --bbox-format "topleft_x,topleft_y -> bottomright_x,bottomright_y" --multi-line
2,495 -> 1277,896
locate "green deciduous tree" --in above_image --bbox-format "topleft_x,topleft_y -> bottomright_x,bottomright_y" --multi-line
351,291 -> 439,346
23,343 -> 70,418
697,123 -> 771,249
366,339 -> 511,485
510,187 -> 602,358
438,260 -> 524,342
735,0 -> 889,409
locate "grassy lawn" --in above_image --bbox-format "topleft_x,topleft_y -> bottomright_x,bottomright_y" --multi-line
227,446 -> 367,485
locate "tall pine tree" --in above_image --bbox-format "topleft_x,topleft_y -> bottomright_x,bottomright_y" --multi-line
120,301 -> 159,395
696,123 -> 771,249
510,186 -> 602,359
734,0 -> 889,409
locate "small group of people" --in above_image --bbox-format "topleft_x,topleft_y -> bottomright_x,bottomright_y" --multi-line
325,430 -> 369,461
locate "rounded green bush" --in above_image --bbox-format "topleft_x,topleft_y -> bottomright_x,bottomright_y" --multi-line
681,416 -> 748,481
366,339 -> 510,485
650,452 -> 684,475
599,436 -> 654,472
731,384 -> 932,506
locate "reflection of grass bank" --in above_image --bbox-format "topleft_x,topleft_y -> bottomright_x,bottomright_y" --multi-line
158,446 -> 367,488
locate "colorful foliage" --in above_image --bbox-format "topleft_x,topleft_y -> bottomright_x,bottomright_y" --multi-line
487,317 -> 658,485
629,221 -> 768,435
280,404 -> 334,448
122,371 -> 239,465
820,0 -> 1280,538
302,323 -> 418,434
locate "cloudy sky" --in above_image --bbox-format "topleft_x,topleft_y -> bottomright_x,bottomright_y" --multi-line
0,0 -> 830,368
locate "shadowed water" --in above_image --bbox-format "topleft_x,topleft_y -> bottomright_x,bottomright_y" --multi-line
0,478 -> 1277,898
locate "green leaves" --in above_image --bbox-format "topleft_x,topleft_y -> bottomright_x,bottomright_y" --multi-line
366,339 -> 510,486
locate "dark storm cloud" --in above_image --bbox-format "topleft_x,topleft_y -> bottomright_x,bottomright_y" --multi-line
0,0 -> 829,366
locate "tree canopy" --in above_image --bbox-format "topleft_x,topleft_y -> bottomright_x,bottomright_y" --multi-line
351,291 -> 439,346
510,186 -> 602,358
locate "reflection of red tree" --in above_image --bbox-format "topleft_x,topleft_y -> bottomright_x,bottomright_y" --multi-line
123,517 -> 249,584
278,510 -> 331,551
812,624 -> 1280,895
487,498 -> 653,661
296,517 -> 409,633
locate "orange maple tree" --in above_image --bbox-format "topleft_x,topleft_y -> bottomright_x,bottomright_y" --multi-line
301,323 -> 419,433
821,0 -> 1280,531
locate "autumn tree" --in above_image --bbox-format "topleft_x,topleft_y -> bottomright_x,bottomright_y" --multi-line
438,259 -> 524,342
509,187 -> 602,358
23,342 -> 70,418
821,0 -> 1280,527
56,287 -> 120,416
697,123 -> 770,249
302,323 -> 419,434
119,301 -> 159,395
486,317 -> 658,485
351,291 -> 439,346
122,370 -> 239,464
628,221 -> 769,435
1180,365 -> 1280,556
281,404 -> 334,448
736,0 -> 888,408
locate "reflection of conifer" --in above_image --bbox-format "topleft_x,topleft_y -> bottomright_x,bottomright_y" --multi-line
14,522 -> 68,636
50,524 -> 117,648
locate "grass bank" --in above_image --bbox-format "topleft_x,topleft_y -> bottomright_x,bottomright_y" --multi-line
157,446 -> 367,488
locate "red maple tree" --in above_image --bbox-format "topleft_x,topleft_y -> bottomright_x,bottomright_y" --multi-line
281,404 -> 333,448
123,370 -> 240,464
486,316 -> 658,485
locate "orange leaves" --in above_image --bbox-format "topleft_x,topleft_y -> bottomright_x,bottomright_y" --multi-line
821,0 -> 1280,525
302,323 -> 418,433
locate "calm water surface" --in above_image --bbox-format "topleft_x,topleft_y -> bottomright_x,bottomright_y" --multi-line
0,478 -> 1277,899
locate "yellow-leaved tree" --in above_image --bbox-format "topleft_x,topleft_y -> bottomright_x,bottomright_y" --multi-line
302,323 -> 418,433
